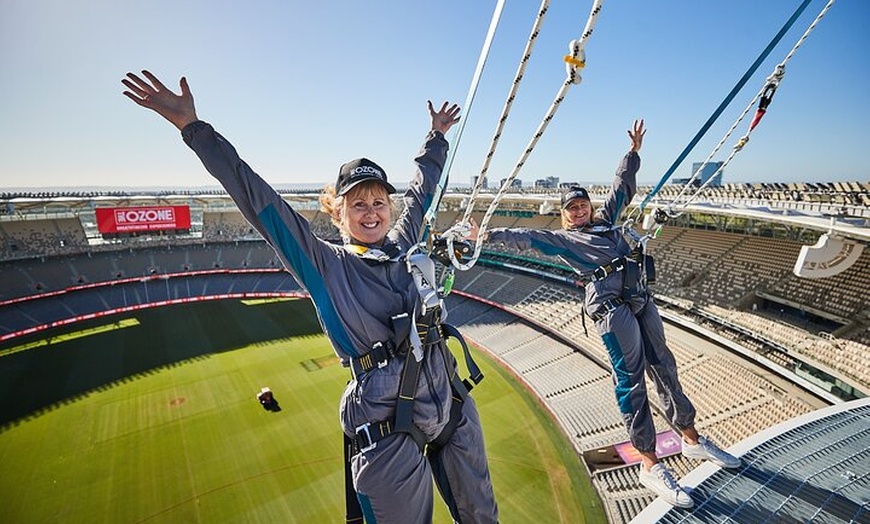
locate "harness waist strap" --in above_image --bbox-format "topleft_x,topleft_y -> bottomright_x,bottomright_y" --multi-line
587,249 -> 645,282
588,296 -> 626,322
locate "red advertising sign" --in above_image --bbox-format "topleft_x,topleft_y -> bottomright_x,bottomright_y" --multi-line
96,205 -> 191,234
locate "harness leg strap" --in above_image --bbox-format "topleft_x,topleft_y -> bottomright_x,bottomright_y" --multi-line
441,323 -> 484,390
343,432 -> 365,524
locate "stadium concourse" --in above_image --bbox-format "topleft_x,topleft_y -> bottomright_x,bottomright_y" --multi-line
0,182 -> 868,523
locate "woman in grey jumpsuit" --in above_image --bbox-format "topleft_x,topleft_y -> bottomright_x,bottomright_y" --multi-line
122,70 -> 498,524
484,120 -> 740,509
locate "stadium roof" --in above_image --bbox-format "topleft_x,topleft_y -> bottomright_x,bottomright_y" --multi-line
631,397 -> 870,523
652,202 -> 870,243
3,185 -> 868,243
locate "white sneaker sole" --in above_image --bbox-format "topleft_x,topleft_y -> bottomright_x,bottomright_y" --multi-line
638,477 -> 694,508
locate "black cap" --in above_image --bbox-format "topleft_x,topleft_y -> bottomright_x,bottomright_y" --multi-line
336,158 -> 396,196
560,185 -> 590,208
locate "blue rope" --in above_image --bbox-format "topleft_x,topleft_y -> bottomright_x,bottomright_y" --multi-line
639,0 -> 814,212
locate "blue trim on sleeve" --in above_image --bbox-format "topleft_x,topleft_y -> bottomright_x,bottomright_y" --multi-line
602,331 -> 634,415
422,186 -> 437,215
358,493 -> 377,523
531,238 -> 596,270
613,191 -> 625,220
529,237 -> 569,259
257,204 -> 359,357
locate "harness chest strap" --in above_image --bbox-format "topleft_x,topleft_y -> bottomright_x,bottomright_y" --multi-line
348,312 -> 413,378
586,248 -> 645,282
575,248 -> 654,333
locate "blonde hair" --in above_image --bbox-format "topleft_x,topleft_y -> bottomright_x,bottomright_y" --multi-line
561,213 -> 571,230
319,181 -> 395,238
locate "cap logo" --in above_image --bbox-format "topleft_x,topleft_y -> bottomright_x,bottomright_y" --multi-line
350,165 -> 383,179
561,186 -> 590,208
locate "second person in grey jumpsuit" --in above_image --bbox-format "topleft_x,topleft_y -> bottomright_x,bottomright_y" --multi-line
483,120 -> 741,509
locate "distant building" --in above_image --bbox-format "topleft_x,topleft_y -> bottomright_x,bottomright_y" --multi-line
534,176 -> 560,189
674,161 -> 724,187
500,178 -> 522,190
471,175 -> 488,189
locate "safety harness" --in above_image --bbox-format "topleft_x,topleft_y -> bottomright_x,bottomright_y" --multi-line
342,243 -> 484,524
563,227 -> 656,333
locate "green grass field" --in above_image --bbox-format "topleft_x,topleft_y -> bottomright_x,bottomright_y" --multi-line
0,299 -> 606,523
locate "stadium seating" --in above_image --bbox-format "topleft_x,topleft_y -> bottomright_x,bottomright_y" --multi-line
0,217 -> 88,259
445,274 -> 824,524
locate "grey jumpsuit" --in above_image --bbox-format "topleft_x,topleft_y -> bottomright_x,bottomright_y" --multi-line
488,151 -> 696,453
182,121 -> 498,523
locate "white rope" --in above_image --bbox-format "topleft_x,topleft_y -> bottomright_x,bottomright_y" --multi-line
651,0 -> 836,219
461,0 -> 551,226
447,0 -> 606,271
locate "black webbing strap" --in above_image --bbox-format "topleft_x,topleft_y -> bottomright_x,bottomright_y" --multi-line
343,312 -> 427,524
590,256 -> 627,282
587,296 -> 627,322
344,431 -> 364,524
348,313 -> 413,378
441,323 -> 483,392
349,341 -> 394,376
392,350 -> 428,449
588,248 -> 645,282
391,310 -> 441,448
644,254 -> 656,285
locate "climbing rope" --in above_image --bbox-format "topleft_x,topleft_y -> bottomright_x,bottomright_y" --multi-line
635,0 -> 815,218
460,0 -> 551,228
644,0 -> 836,225
444,0 -> 606,271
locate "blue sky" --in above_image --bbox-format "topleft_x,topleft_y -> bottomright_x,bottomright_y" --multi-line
0,0 -> 867,190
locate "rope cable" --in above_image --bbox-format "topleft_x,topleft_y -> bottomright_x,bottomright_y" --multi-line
446,0 -> 606,271
655,0 -> 836,218
461,0 -> 551,226
636,0 -> 814,215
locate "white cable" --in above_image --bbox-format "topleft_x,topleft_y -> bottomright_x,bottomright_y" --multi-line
421,0 -> 506,237
659,0 -> 836,218
462,0 -> 551,226
448,0 -> 607,271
